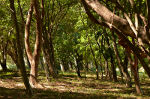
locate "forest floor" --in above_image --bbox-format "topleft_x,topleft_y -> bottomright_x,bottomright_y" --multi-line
0,70 -> 150,99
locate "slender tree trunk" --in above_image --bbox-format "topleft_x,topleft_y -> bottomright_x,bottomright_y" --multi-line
105,60 -> 109,79
74,56 -> 82,78
9,0 -> 32,95
104,31 -> 117,81
127,52 -> 142,94
42,56 -> 51,82
76,61 -> 82,78
127,38 -> 142,94
60,62 -> 65,72
89,42 -> 99,80
25,52 -> 31,69
97,38 -> 104,79
100,56 -> 104,80
1,61 -> 7,71
69,61 -> 73,70
112,32 -> 132,87
1,50 -> 7,71
40,57 -> 44,70
85,62 -> 89,72
0,40 -> 8,71
42,40 -> 57,77
110,56 -> 117,82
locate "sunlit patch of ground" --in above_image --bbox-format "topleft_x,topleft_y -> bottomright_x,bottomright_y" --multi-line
0,71 -> 150,99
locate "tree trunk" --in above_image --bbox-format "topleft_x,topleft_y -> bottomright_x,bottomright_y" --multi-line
82,0 -> 135,38
104,32 -> 117,82
110,56 -> 117,82
112,32 -> 132,87
41,0 -> 57,78
89,42 -> 99,80
74,56 -> 82,78
1,61 -> 7,71
9,0 -> 32,95
97,40 -> 103,79
0,39 -> 8,71
68,61 -> 73,70
60,62 -> 65,72
25,0 -> 42,87
127,52 -> 142,94
126,38 -> 142,95
100,56 -> 104,80
105,60 -> 109,79
0,51 -> 7,71
85,62 -> 89,72
42,56 -> 51,82
42,41 -> 57,77
76,61 -> 82,78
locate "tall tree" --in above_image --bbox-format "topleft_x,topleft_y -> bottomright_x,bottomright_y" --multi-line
25,0 -> 42,87
9,0 -> 32,95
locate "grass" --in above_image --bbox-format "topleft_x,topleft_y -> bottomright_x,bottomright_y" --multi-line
0,71 -> 150,99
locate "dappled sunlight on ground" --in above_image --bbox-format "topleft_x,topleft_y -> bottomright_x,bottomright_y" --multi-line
0,71 -> 150,99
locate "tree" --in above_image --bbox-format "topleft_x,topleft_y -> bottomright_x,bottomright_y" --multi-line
81,0 -> 150,79
9,0 -> 32,95
25,0 -> 42,87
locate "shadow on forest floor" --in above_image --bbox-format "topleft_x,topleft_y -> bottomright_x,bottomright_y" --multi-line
0,71 -> 150,99
0,87 -> 123,99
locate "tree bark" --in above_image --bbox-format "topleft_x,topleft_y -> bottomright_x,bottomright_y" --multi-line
82,0 -> 136,38
42,29 -> 57,77
89,40 -> 99,80
74,54 -> 82,78
42,56 -> 51,82
9,0 -> 32,95
112,32 -> 132,87
127,53 -> 142,94
104,32 -> 117,82
41,0 -> 57,78
0,47 -> 7,71
25,0 -> 42,87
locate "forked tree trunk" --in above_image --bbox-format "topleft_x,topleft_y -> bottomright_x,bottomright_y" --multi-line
9,0 -> 32,95
25,0 -> 42,87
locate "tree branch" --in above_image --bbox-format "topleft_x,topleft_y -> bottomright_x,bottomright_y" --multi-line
25,4 -> 33,61
83,0 -> 136,38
